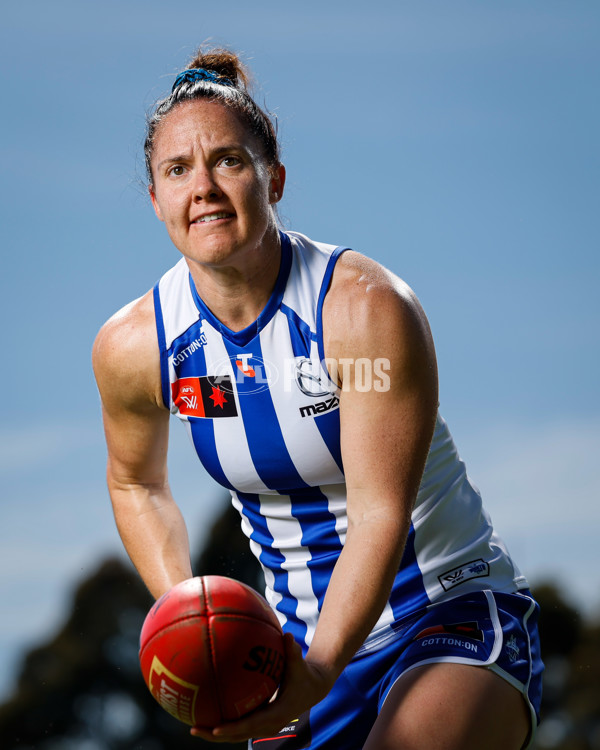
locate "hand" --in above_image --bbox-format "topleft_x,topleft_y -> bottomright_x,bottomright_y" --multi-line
190,633 -> 335,744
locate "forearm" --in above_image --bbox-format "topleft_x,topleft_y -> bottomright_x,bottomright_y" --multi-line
109,474 -> 193,600
305,511 -> 407,683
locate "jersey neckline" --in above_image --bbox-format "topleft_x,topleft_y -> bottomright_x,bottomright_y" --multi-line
187,231 -> 293,347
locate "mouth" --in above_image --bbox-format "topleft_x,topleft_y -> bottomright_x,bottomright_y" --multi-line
191,211 -> 233,224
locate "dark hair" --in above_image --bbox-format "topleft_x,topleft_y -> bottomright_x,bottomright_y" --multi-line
144,48 -> 280,184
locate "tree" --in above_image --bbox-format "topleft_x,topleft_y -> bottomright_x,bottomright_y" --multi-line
2,505 -> 599,749
0,500 -> 259,749
531,583 -> 600,749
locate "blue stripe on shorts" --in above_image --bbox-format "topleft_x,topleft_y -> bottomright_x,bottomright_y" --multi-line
250,589 -> 543,750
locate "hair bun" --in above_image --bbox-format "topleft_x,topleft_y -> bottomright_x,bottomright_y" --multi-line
184,48 -> 250,91
145,45 -> 279,185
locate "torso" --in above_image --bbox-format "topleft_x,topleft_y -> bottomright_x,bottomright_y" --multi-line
153,230 -> 528,652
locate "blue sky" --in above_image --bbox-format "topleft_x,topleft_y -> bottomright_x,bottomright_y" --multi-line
1,1 -> 598,701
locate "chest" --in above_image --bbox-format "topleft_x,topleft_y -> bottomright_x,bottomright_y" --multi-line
168,311 -> 344,493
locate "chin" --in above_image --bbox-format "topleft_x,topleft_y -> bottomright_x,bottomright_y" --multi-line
181,239 -> 246,268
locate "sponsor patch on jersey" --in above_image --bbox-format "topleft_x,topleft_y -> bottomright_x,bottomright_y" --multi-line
251,710 -> 311,748
298,395 -> 340,418
207,354 -> 275,394
294,356 -> 332,397
413,621 -> 484,643
438,559 -> 490,591
172,376 -> 238,418
236,359 -> 256,377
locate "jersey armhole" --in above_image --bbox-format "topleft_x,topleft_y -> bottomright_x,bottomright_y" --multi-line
316,246 -> 350,368
153,282 -> 171,410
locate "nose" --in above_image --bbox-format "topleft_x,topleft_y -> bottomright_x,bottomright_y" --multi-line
192,165 -> 222,202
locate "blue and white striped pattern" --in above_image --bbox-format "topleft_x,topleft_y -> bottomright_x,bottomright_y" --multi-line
154,231 -> 528,653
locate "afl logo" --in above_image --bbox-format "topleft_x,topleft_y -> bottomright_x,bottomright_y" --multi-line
210,354 -> 276,395
295,357 -> 332,398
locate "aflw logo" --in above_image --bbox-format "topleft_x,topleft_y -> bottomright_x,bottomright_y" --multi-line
179,386 -> 198,411
180,395 -> 198,410
172,377 -> 238,419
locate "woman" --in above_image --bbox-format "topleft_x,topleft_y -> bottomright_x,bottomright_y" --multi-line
93,48 -> 543,749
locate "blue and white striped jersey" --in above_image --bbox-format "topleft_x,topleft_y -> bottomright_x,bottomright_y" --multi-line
153,230 -> 528,653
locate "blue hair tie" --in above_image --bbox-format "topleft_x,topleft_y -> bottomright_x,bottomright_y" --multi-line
172,67 -> 233,92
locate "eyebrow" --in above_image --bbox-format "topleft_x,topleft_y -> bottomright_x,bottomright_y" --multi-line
156,154 -> 190,170
156,144 -> 250,170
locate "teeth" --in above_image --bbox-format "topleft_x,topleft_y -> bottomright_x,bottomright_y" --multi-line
195,212 -> 229,223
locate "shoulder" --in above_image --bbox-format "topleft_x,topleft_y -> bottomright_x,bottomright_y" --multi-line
323,250 -> 435,364
92,289 -> 164,412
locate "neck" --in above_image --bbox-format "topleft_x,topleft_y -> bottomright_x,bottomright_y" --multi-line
187,227 -> 282,332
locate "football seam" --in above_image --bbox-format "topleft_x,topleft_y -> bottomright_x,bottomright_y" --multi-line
140,613 -> 282,654
202,577 -> 223,724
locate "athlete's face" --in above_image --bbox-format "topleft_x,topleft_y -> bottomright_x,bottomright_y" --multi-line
149,99 -> 285,270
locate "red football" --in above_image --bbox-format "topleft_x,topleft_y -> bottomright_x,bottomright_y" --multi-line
139,575 -> 285,728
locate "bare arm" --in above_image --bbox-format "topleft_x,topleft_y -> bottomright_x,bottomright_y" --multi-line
92,291 -> 193,599
196,251 -> 438,742
305,251 -> 438,679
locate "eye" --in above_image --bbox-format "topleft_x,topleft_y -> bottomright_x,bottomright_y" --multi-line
219,155 -> 241,168
168,164 -> 186,177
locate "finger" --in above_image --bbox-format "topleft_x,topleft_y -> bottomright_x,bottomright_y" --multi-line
211,710 -> 288,741
206,699 -> 297,743
283,631 -> 303,659
190,636 -> 305,742
190,726 -> 227,742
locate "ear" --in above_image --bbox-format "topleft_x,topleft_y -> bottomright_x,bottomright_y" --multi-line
149,184 -> 164,222
269,163 -> 286,205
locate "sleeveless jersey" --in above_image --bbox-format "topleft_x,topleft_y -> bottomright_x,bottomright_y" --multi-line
153,230 -> 528,654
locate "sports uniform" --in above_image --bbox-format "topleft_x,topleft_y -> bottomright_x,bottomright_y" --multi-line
153,230 -> 543,748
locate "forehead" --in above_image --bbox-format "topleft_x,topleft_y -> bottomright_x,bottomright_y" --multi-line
152,99 -> 260,158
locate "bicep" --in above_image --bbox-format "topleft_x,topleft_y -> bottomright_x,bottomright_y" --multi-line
327,261 -> 438,524
101,397 -> 170,490
339,371 -> 436,527
92,297 -> 170,489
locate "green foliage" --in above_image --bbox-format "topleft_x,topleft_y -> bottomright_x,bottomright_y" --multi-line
0,500 -> 259,750
531,583 -> 600,749
0,506 -> 598,749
